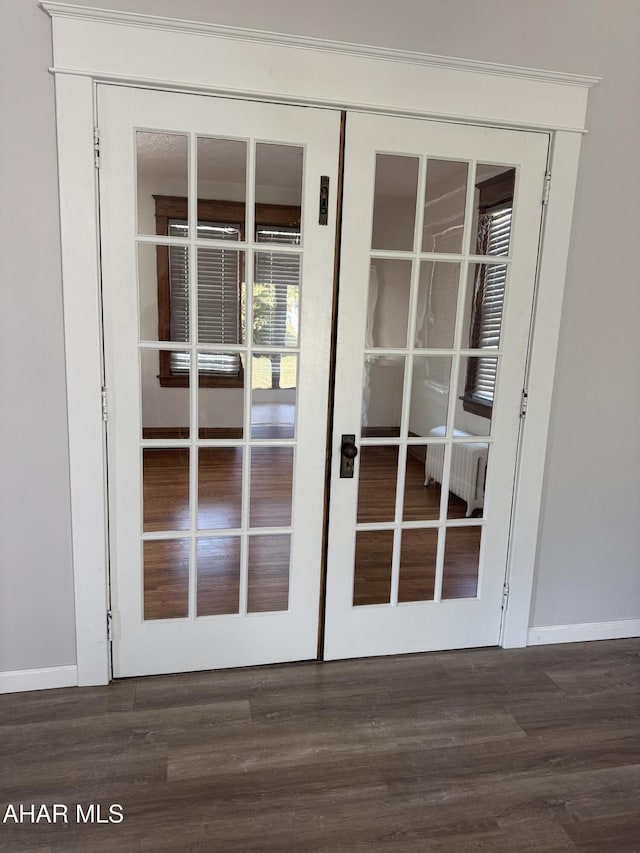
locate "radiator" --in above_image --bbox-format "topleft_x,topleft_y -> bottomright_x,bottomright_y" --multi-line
424,426 -> 488,517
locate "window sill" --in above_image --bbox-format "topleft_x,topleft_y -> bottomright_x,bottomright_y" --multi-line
460,394 -> 493,419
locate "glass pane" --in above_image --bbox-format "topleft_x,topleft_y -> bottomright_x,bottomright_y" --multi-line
197,537 -> 241,616
255,144 -> 303,244
472,165 -> 515,257
143,448 -> 190,532
422,159 -> 468,254
361,355 -> 405,438
461,263 -> 507,351
144,539 -> 189,620
197,248 -> 244,345
251,353 -> 297,439
366,259 -> 412,348
404,445 -> 442,521
253,253 -> 300,348
442,526 -> 482,599
357,445 -> 399,523
454,356 -> 497,437
248,534 -> 290,612
137,132 -> 188,236
371,154 -> 419,251
138,243 -> 189,343
140,349 -> 189,440
250,446 -> 293,528
414,262 -> 460,349
398,528 -> 438,602
197,137 -> 247,237
198,448 -> 243,530
199,353 -> 244,439
408,357 -> 452,438
353,530 -> 393,606
446,442 -> 489,519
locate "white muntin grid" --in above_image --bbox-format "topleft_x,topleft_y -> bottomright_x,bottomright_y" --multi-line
355,153 -> 515,606
135,131 -> 306,621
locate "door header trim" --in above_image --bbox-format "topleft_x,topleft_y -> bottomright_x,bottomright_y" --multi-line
43,3 -> 595,134
42,2 -> 599,89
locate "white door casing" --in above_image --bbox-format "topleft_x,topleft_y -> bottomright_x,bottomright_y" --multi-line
45,3 -> 591,686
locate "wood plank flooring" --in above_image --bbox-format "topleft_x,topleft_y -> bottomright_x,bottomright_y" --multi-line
1,639 -> 639,851
143,448 -> 480,618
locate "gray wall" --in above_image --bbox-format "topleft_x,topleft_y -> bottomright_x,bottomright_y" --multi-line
1,0 -> 638,672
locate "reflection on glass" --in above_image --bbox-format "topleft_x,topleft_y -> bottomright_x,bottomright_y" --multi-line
366,259 -> 412,348
138,243 -> 189,343
143,448 -> 190,532
198,447 -> 243,530
357,445 -> 399,523
255,144 -> 303,244
371,154 -> 419,251
422,159 -> 468,254
199,353 -> 244,439
140,349 -> 190,440
461,263 -> 507,351
361,355 -> 405,438
447,442 -> 489,519
197,137 -> 247,234
407,357 -> 452,438
455,356 -> 497,437
248,534 -> 290,612
250,446 -> 293,528
473,165 -> 515,257
398,528 -> 438,602
136,132 -> 188,236
415,261 -> 460,349
414,261 -> 460,349
442,526 -> 482,599
144,539 -> 189,620
404,445 -> 442,521
254,253 -> 300,348
197,537 -> 241,616
353,530 -> 394,606
251,353 -> 297,439
197,248 -> 244,345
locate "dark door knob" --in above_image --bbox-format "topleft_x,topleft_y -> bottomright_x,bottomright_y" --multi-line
340,434 -> 358,478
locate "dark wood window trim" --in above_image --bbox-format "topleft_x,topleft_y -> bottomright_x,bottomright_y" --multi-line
462,169 -> 515,419
154,196 -> 300,388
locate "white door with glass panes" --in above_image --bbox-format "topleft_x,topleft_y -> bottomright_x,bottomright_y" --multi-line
324,112 -> 548,660
98,85 -> 341,677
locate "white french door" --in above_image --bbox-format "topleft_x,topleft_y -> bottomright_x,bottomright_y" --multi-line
324,112 -> 548,659
99,85 -> 547,677
98,85 -> 341,677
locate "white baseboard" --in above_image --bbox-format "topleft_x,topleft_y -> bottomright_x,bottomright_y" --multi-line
0,665 -> 78,694
528,619 -> 640,646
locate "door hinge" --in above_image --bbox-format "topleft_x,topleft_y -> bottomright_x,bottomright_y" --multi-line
542,171 -> 551,205
94,127 -> 101,169
101,386 -> 108,422
520,388 -> 528,419
502,583 -> 510,610
107,609 -> 113,642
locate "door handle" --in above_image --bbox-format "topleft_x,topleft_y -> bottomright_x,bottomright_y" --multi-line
340,434 -> 359,478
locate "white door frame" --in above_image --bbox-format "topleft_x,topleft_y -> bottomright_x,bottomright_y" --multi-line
44,1 -> 597,686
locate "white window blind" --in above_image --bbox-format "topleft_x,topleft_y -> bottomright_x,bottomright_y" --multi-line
471,205 -> 511,404
168,220 -> 242,378
166,221 -> 300,381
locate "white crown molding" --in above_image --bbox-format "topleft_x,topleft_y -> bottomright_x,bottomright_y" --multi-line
41,2 -> 600,89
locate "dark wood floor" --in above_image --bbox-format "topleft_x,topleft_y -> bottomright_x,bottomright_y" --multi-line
1,639 -> 639,851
